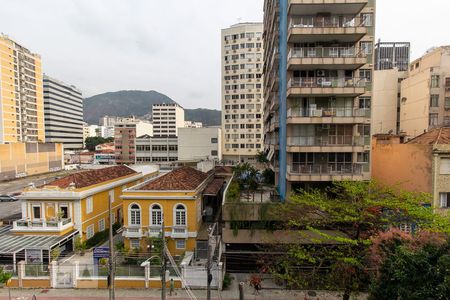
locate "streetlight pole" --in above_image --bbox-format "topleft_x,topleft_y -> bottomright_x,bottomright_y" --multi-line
161,216 -> 167,300
108,194 -> 115,300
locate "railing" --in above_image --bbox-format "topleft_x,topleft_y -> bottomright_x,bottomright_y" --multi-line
289,163 -> 363,175
13,218 -> 72,231
122,226 -> 143,238
288,47 -> 365,59
148,225 -> 162,238
287,136 -> 366,146
287,107 -> 371,118
288,77 -> 366,89
289,16 -> 363,29
171,225 -> 188,238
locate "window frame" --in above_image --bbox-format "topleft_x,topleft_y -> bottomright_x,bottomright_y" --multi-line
174,204 -> 187,226
129,203 -> 142,226
150,204 -> 163,226
86,197 -> 93,214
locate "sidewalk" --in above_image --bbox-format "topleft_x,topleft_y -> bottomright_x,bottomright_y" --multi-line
0,287 -> 367,300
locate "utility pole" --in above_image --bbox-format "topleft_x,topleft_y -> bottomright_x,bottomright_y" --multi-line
108,194 -> 115,300
207,223 -> 217,300
161,216 -> 167,300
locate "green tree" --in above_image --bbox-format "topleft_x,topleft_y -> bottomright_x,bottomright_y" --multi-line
268,181 -> 450,300
0,267 -> 12,285
84,136 -> 112,151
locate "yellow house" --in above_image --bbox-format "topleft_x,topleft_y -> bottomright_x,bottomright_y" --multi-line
121,167 -> 214,255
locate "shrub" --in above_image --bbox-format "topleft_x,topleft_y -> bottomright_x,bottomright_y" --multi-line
222,273 -> 233,289
226,181 -> 241,203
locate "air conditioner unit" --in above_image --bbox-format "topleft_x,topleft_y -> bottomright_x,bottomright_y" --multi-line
316,70 -> 326,77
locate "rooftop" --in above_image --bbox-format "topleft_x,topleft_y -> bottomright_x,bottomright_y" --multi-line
406,127 -> 450,145
138,167 -> 209,191
45,165 -> 137,189
203,177 -> 226,196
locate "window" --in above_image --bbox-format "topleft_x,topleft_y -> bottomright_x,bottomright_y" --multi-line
86,225 -> 94,239
99,218 -> 105,231
175,204 -> 186,226
211,150 -> 218,156
360,13 -> 373,26
359,97 -> 371,109
86,197 -> 93,214
359,69 -> 372,82
440,193 -> 450,208
32,205 -> 41,219
150,204 -> 162,226
59,205 -> 69,219
440,158 -> 450,175
176,239 -> 186,249
130,239 -> 140,249
431,75 -> 440,88
429,113 -> 439,127
445,97 -> 450,109
129,204 -> 141,226
360,41 -> 373,55
211,138 -> 218,144
430,95 -> 439,107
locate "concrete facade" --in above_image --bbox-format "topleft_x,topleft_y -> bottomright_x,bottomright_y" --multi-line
135,135 -> 178,163
178,127 -> 222,161
221,23 -> 264,164
152,103 -> 184,137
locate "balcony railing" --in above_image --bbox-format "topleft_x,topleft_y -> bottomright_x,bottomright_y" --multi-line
148,225 -> 162,238
289,16 -> 363,29
288,47 -> 366,59
289,77 -> 366,89
13,218 -> 72,231
289,163 -> 363,175
287,107 -> 370,118
122,227 -> 143,238
171,225 -> 188,238
287,136 -> 366,147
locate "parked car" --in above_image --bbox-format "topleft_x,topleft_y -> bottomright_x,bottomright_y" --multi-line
0,194 -> 17,202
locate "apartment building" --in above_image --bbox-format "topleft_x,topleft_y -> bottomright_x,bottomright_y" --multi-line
152,103 -> 184,137
43,75 -> 83,150
375,41 -> 410,72
400,46 -> 450,138
0,34 -> 44,143
135,134 -> 178,163
184,121 -> 203,128
115,123 -> 136,164
263,0 -> 375,198
221,23 -> 264,163
178,127 -> 222,161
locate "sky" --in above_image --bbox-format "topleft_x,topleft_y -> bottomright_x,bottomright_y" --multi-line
0,0 -> 449,110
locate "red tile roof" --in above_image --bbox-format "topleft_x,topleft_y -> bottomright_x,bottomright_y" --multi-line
139,167 -> 209,191
406,127 -> 450,145
46,166 -> 137,189
203,177 -> 225,196
214,166 -> 233,174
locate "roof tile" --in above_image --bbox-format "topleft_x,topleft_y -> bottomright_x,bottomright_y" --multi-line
139,167 -> 208,191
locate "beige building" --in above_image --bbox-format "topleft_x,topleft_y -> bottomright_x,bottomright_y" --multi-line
263,0 -> 375,198
0,34 -> 45,143
221,23 -> 264,163
178,127 -> 222,161
152,103 -> 184,137
372,128 -> 450,213
400,46 -> 450,138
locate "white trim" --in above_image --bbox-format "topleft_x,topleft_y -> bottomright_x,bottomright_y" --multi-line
150,203 -> 163,226
173,203 -> 187,226
82,203 -> 122,225
128,203 -> 142,226
122,195 -> 197,200
74,200 -> 82,230
86,197 -> 93,214
86,224 -> 95,239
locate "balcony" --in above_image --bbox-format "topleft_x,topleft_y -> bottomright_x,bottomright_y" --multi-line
289,0 -> 368,16
287,135 -> 368,152
288,47 -> 366,70
171,225 -> 188,239
122,227 -> 143,238
288,16 -> 367,43
287,163 -> 367,181
287,107 -> 370,124
12,218 -> 73,233
148,225 -> 162,238
288,77 -> 366,97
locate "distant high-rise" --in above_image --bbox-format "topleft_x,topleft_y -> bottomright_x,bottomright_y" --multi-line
43,75 -> 83,150
0,34 -> 45,143
221,23 -> 264,164
264,0 -> 375,198
152,103 -> 184,137
375,41 -> 410,72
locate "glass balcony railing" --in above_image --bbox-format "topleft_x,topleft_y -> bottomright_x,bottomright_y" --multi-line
289,47 -> 366,59
287,136 -> 366,147
288,77 -> 367,89
287,107 -> 371,118
289,16 -> 364,29
289,163 -> 363,175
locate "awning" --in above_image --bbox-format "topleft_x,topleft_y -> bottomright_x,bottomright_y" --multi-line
0,228 -> 79,254
203,178 -> 225,196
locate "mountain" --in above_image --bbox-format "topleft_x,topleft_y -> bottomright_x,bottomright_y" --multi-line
83,90 -> 221,126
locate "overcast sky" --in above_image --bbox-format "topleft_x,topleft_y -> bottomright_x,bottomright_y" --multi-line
0,0 -> 449,110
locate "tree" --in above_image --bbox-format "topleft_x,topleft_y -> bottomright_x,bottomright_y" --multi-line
369,230 -> 450,300
0,267 -> 12,286
267,181 -> 450,300
84,136 -> 113,151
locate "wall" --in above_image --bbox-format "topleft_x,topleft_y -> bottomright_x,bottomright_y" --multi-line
0,142 -> 64,181
372,138 -> 432,193
178,127 -> 221,161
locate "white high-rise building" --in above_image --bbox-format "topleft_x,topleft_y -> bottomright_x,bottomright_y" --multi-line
152,103 -> 184,137
221,23 -> 264,163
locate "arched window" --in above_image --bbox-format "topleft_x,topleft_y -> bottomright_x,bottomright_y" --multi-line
129,204 -> 141,226
174,204 -> 186,226
150,204 -> 162,226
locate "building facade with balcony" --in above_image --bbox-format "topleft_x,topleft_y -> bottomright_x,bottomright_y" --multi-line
400,46 -> 450,138
263,0 -> 375,197
0,34 -> 45,143
121,167 -> 214,255
152,103 -> 184,137
221,23 -> 264,164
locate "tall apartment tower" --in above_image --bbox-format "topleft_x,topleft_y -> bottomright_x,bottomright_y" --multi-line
400,46 -> 450,138
375,41 -> 410,72
221,23 -> 264,164
152,103 -> 184,137
43,75 -> 83,150
0,34 -> 45,143
263,0 -> 375,198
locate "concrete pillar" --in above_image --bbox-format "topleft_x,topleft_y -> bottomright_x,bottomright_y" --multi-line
144,264 -> 150,289
50,261 -> 57,288
17,261 -> 25,288
73,261 -> 79,288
